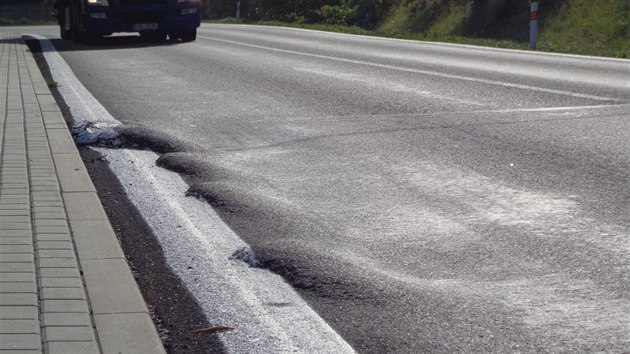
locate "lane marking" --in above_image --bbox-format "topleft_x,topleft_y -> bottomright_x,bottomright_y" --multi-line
203,24 -> 630,64
200,35 -> 619,102
294,66 -> 487,106
479,103 -> 630,113
29,34 -> 357,354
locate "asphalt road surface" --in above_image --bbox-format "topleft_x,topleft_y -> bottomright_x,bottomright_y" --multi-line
16,24 -> 630,352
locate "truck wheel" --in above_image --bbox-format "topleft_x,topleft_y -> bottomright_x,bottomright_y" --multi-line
180,28 -> 196,42
59,7 -> 73,40
70,6 -> 100,44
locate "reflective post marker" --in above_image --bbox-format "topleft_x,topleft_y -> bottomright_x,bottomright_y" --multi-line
530,1 -> 538,49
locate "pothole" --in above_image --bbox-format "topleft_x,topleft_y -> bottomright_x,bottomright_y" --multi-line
71,121 -> 123,147
229,247 -> 262,268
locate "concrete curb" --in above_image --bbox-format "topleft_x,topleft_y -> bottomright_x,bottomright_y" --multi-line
19,37 -> 166,353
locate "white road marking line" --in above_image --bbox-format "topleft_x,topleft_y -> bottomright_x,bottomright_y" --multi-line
203,24 -> 630,64
201,36 -> 619,102
30,34 -> 357,354
294,66 -> 487,106
478,103 -> 630,113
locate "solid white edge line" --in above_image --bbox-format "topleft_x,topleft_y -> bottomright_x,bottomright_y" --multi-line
26,33 -> 357,354
484,103 -> 630,113
202,23 -> 630,64
199,35 -> 619,102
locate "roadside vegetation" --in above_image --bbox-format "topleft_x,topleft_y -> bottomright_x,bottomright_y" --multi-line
206,0 -> 630,58
0,0 -> 55,26
2,0 -> 627,57
0,18 -> 55,26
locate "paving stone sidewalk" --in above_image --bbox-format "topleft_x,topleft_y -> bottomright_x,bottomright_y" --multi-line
0,35 -> 165,353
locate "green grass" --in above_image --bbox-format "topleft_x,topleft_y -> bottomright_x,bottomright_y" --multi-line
539,0 -> 630,58
213,18 -> 529,51
0,17 -> 56,26
213,1 -> 628,59
45,79 -> 59,89
428,2 -> 472,36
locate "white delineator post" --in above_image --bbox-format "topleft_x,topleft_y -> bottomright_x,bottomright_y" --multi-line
236,1 -> 241,20
530,0 -> 539,49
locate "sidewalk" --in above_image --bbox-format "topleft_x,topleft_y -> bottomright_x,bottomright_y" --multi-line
0,35 -> 165,353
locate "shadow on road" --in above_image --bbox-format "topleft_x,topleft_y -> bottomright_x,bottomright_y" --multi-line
38,34 -> 187,53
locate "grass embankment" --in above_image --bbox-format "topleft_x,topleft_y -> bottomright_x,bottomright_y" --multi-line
216,17 -> 529,51
0,0 -> 56,26
540,0 -> 629,57
216,0 -> 629,58
0,19 -> 56,26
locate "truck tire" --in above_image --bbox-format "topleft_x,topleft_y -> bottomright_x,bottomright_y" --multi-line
70,4 -> 100,44
70,3 -> 81,42
180,28 -> 196,42
59,6 -> 73,40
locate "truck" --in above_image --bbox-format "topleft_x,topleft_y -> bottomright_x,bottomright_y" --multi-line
53,0 -> 201,43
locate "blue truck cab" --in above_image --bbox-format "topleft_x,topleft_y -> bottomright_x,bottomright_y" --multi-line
54,0 -> 201,42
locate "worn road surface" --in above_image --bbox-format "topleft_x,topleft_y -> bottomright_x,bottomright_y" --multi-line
13,24 -> 630,352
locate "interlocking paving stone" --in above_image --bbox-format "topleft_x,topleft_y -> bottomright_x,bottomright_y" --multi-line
0,334 -> 41,350
31,201 -> 64,208
0,253 -> 34,262
0,216 -> 29,223
0,306 -> 38,319
0,246 -> 33,254
0,222 -> 31,230
41,288 -> 86,301
44,326 -> 96,342
0,282 -> 36,293
0,210 -> 29,216
40,278 -> 82,288
0,230 -> 31,237
34,225 -> 70,234
46,341 -> 99,354
38,258 -> 79,269
37,249 -> 76,259
33,211 -> 67,219
0,237 -> 33,245
36,240 -> 73,249
34,219 -> 67,227
0,293 -> 38,306
0,273 -> 35,283
38,268 -> 80,278
35,233 -> 71,241
0,204 -> 30,211
41,299 -> 90,314
42,313 -> 92,327
0,263 -> 36,272
0,36 -> 163,352
0,319 -> 40,334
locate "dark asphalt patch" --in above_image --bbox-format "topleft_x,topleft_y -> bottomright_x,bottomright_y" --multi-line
27,39 -> 226,354
79,147 -> 227,354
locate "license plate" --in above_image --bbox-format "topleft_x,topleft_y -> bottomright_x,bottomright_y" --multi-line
133,23 -> 158,31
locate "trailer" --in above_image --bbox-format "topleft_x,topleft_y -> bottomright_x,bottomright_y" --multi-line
54,0 -> 201,42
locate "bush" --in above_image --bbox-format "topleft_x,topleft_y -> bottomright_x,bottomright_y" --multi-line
355,0 -> 393,29
319,0 -> 357,25
379,0 -> 442,34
